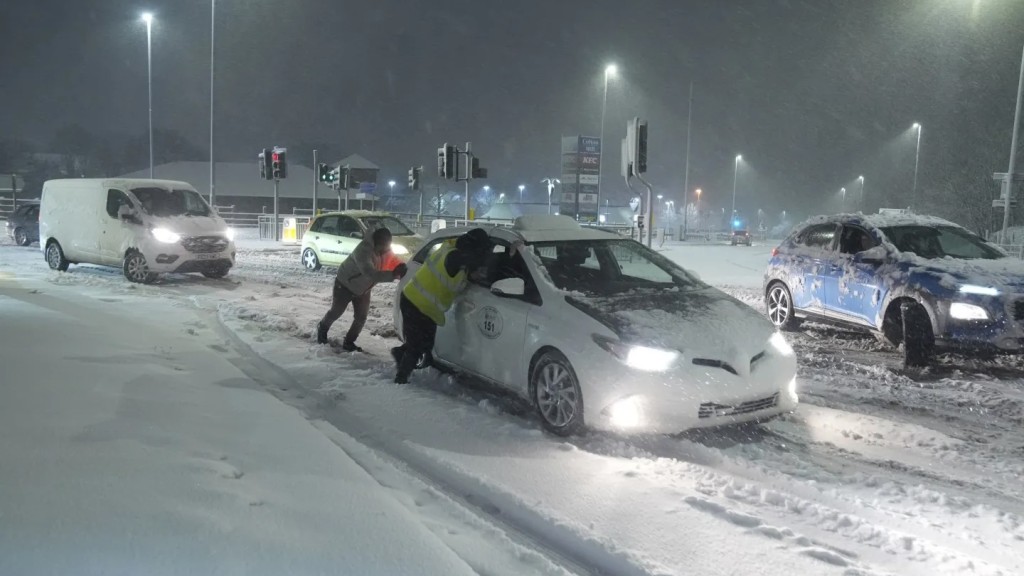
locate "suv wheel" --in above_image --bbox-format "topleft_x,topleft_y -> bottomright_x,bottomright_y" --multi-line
899,301 -> 934,367
766,282 -> 800,330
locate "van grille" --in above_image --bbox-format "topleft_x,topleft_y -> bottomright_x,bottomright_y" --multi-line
181,235 -> 229,254
698,393 -> 779,419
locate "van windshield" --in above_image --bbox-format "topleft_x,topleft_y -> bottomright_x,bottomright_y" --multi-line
132,187 -> 211,218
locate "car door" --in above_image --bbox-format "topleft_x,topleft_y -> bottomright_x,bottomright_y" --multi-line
824,225 -> 883,326
450,241 -> 535,386
26,205 -> 40,238
98,189 -> 138,266
309,215 -> 343,265
788,223 -> 838,312
336,216 -> 364,262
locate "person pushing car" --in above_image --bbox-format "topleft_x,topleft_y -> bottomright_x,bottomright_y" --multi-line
392,227 -> 490,384
317,226 -> 407,351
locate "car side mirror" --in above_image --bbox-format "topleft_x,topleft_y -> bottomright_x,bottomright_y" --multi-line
855,246 -> 887,265
491,277 -> 526,298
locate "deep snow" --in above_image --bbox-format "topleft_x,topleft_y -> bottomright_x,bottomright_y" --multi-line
2,233 -> 1023,575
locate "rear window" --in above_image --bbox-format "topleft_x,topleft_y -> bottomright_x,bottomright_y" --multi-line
795,223 -> 836,250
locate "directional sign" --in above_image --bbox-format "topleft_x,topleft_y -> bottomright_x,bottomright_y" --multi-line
992,172 -> 1024,182
992,198 -> 1019,208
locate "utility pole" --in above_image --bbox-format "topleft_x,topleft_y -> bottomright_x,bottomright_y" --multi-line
209,0 -> 216,206
1001,44 -> 1024,243
464,141 -> 471,221
682,81 -> 693,241
312,149 -> 318,214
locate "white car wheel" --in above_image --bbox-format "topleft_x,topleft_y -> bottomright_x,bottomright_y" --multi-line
532,351 -> 585,436
302,248 -> 322,271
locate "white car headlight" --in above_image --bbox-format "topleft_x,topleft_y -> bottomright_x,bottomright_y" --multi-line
786,377 -> 797,399
606,396 -> 643,428
151,228 -> 181,243
593,335 -> 679,372
392,244 -> 409,255
950,302 -> 989,320
224,228 -> 236,241
769,331 -> 794,356
958,284 -> 999,296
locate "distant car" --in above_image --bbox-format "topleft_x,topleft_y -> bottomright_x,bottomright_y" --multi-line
6,203 -> 40,246
300,211 -> 424,271
394,215 -> 798,436
731,230 -> 752,246
764,213 -> 1024,365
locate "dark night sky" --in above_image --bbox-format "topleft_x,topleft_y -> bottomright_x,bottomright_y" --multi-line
3,0 -> 1024,220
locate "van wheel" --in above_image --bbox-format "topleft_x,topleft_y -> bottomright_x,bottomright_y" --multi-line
14,228 -> 30,246
123,251 -> 156,284
45,241 -> 70,271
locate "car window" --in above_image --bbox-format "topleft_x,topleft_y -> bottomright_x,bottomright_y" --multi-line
317,216 -> 340,236
797,224 -> 837,250
838,226 -> 877,255
413,237 -> 455,264
360,216 -> 415,236
881,225 -> 1004,260
338,216 -> 362,237
532,239 -> 701,296
105,189 -> 133,219
131,187 -> 209,217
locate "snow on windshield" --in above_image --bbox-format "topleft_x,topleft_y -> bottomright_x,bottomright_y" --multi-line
881,225 -> 1003,260
531,239 -> 703,296
132,187 -> 211,218
361,216 -> 415,236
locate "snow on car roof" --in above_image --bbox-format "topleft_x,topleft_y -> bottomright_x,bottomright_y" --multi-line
800,212 -> 960,230
511,215 -> 619,242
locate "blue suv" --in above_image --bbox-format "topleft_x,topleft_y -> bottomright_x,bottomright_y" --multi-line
764,213 -> 1024,365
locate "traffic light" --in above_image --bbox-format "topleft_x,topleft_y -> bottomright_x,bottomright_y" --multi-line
437,143 -> 455,179
408,166 -> 421,191
259,148 -> 271,180
271,147 -> 287,180
636,122 -> 648,175
318,163 -> 331,183
471,157 -> 487,179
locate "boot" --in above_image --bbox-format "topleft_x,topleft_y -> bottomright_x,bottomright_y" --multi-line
316,322 -> 328,345
341,340 -> 363,352
395,350 -> 419,384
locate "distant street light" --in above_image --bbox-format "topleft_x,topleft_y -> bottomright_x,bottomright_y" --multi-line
912,123 -> 922,205
388,180 -> 396,203
542,177 -> 560,215
518,184 -> 525,203
141,12 -> 154,178
731,155 -> 743,225
598,63 -> 618,210
858,175 -> 865,209
499,192 -> 506,203
483,185 -> 490,192
840,187 -> 847,212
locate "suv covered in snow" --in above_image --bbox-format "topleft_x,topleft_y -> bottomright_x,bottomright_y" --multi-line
764,213 -> 1024,365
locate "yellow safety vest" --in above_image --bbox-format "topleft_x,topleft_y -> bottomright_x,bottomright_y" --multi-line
403,244 -> 468,326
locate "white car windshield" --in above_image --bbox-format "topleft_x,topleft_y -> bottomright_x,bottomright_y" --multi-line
361,216 -> 415,236
132,187 -> 211,218
531,239 -> 704,296
881,225 -> 1004,260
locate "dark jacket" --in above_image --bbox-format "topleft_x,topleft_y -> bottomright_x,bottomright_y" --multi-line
336,239 -> 394,295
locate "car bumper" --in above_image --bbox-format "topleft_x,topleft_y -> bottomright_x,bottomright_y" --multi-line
141,240 -> 236,274
932,297 -> 1024,354
573,351 -> 799,434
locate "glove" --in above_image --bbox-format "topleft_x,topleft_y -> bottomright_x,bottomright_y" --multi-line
393,263 -> 408,279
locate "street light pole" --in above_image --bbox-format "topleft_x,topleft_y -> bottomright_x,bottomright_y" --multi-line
142,13 -> 154,179
682,81 -> 693,242
1000,45 -> 1024,243
841,187 -> 847,212
858,175 -> 865,210
731,155 -> 742,227
598,64 -> 616,211
209,0 -> 216,206
912,123 -> 922,207
518,184 -> 525,203
542,178 -> 560,215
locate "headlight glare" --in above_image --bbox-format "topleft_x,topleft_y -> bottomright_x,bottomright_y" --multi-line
950,302 -> 989,320
224,228 -> 236,241
769,331 -> 794,356
592,334 -> 679,372
392,244 -> 409,255
606,396 -> 643,428
151,228 -> 181,243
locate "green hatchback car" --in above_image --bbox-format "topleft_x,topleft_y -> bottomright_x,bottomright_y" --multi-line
300,211 -> 424,271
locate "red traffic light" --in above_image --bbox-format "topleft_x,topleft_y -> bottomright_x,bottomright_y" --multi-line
272,152 -> 280,162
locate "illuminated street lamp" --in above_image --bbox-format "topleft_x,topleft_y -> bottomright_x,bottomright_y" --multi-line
912,123 -> 922,204
731,155 -> 742,222
598,63 -> 618,209
518,184 -> 525,203
858,175 -> 865,209
141,12 -> 154,178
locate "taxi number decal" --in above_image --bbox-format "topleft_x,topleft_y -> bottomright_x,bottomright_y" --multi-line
478,306 -> 503,339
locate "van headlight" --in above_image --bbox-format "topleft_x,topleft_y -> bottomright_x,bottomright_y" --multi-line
593,335 -> 679,372
224,228 -> 236,241
950,302 -> 989,321
152,228 -> 181,243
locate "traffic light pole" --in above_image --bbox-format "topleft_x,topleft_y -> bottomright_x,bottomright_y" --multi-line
312,149 -> 318,215
273,178 -> 280,242
464,141 -> 472,221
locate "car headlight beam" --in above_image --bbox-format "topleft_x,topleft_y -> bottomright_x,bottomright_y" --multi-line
949,302 -> 989,321
224,228 -> 236,241
592,335 -> 679,372
391,244 -> 409,255
769,331 -> 794,356
606,396 -> 643,428
151,227 -> 181,243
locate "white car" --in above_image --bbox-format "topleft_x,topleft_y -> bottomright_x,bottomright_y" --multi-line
300,211 -> 424,271
394,215 -> 798,435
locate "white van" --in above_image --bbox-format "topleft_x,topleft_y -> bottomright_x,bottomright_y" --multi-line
40,178 -> 236,283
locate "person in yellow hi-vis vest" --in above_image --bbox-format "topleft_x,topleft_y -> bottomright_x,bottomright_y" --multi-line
391,228 -> 491,384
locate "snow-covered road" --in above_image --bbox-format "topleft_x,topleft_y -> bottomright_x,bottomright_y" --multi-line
2,234 -> 1022,575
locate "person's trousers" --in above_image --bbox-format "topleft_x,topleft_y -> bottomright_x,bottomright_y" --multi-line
320,280 -> 371,344
395,293 -> 438,383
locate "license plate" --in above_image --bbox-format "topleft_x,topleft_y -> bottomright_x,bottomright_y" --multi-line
195,253 -> 219,260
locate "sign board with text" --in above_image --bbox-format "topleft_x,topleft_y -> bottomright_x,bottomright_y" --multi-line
559,135 -> 600,222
